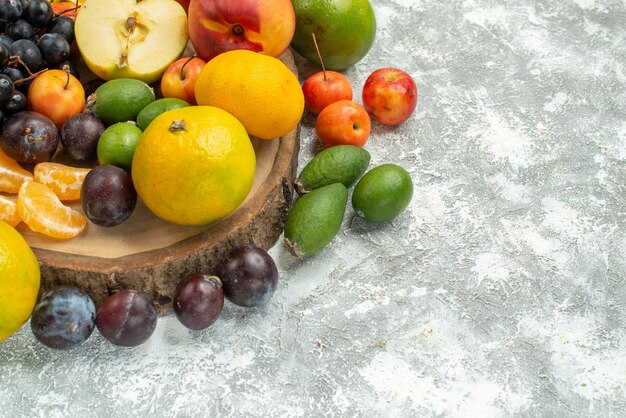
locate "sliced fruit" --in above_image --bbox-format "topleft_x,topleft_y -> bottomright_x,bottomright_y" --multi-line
0,148 -> 33,193
17,181 -> 87,239
0,195 -> 21,227
74,0 -> 188,84
33,162 -> 91,201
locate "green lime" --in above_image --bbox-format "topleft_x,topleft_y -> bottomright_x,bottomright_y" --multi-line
290,0 -> 376,70
352,164 -> 413,222
97,122 -> 143,170
89,78 -> 155,126
284,183 -> 348,257
295,145 -> 370,194
136,98 -> 189,131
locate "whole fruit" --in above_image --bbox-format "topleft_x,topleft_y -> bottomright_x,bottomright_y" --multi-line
173,273 -> 224,330
302,70 -> 352,114
0,219 -> 41,343
28,69 -> 85,128
216,245 -> 279,307
30,286 -> 96,350
291,0 -> 376,70
1,111 -> 59,164
81,165 -> 137,227
88,78 -> 155,126
96,290 -> 157,347
136,97 -> 189,131
96,122 -> 142,170
60,113 -> 105,161
284,183 -> 348,257
195,49 -> 304,140
188,0 -> 295,61
362,68 -> 418,125
131,106 -> 256,225
160,56 -> 205,105
316,100 -> 371,147
352,164 -> 413,222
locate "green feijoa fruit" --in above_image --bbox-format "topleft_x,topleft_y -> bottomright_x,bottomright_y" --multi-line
97,122 -> 142,170
89,78 -> 155,126
352,164 -> 413,222
136,98 -> 189,131
295,145 -> 371,195
284,183 -> 348,257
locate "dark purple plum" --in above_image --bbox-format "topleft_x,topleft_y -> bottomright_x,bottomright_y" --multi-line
96,290 -> 157,347
81,165 -> 137,227
216,244 -> 279,307
60,112 -> 105,160
0,42 -> 9,67
30,287 -> 97,350
1,110 -> 59,163
173,273 -> 224,330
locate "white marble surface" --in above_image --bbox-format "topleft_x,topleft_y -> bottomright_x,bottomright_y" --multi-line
2,0 -> 626,416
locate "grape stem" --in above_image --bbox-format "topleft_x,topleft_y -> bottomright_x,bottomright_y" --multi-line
8,55 -> 48,86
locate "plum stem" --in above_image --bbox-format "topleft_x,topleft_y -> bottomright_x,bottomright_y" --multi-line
62,65 -> 71,89
311,32 -> 326,82
180,54 -> 197,81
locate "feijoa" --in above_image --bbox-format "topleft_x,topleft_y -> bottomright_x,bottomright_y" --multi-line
295,145 -> 370,195
136,98 -> 189,131
88,78 -> 155,125
284,183 -> 348,257
352,164 -> 413,222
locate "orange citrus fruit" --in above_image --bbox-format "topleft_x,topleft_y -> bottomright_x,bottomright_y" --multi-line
33,162 -> 91,201
0,148 -> 33,193
0,219 -> 40,343
131,106 -> 256,225
194,49 -> 304,140
0,195 -> 21,227
17,181 -> 87,239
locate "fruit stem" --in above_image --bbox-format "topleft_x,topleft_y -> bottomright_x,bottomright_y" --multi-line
54,5 -> 81,17
169,120 -> 187,132
311,32 -> 327,82
8,55 -> 42,76
232,25 -> 244,36
62,65 -> 71,89
180,54 -> 197,81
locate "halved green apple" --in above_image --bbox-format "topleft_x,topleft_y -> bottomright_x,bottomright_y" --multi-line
75,0 -> 188,84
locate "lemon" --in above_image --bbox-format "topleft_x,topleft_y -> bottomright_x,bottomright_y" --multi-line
0,220 -> 41,343
131,106 -> 256,225
194,49 -> 304,140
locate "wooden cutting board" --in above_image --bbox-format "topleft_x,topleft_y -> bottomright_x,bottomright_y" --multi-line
18,49 -> 300,313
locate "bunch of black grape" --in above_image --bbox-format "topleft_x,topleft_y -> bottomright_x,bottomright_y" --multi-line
0,0 -> 78,124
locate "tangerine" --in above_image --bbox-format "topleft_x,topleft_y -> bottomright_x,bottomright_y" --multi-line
0,195 -> 20,227
33,162 -> 91,201
0,148 -> 33,193
17,181 -> 87,239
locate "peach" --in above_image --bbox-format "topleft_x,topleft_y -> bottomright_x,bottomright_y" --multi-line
188,0 -> 295,61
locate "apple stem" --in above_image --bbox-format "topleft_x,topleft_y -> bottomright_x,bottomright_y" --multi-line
180,54 -> 197,81
232,25 -> 244,36
311,32 -> 327,82
54,5 -> 81,17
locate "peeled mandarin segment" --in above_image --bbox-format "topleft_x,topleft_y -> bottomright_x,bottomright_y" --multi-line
33,162 -> 91,201
0,148 -> 33,193
17,181 -> 87,239
0,195 -> 21,227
